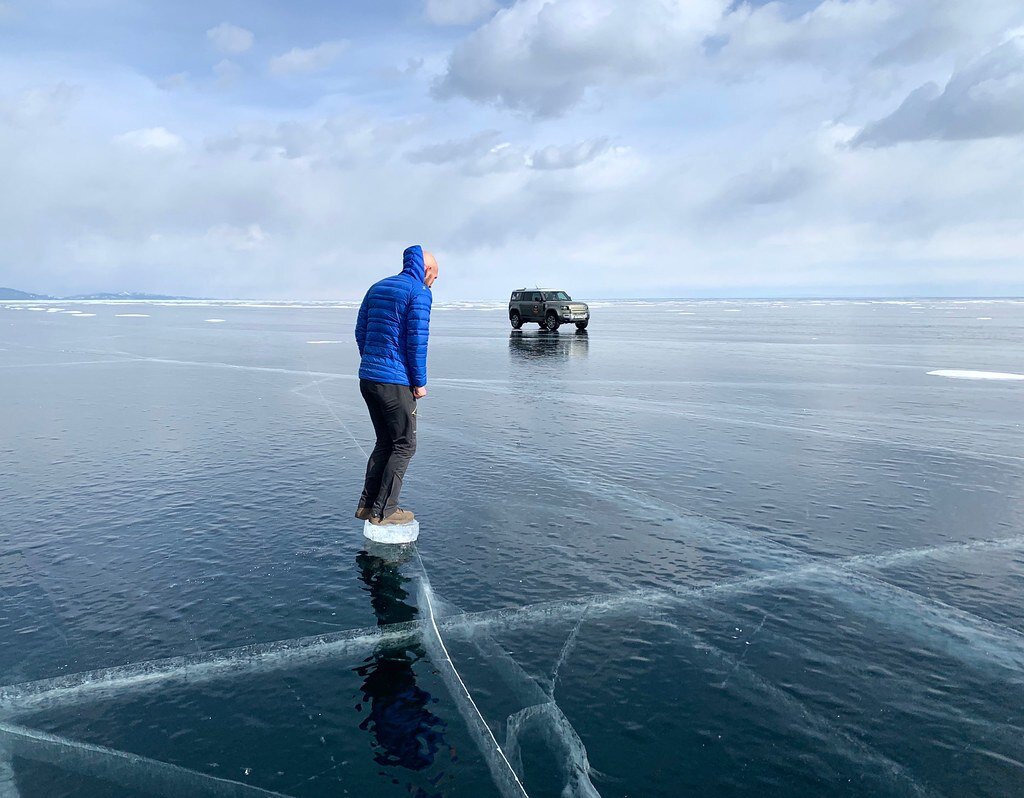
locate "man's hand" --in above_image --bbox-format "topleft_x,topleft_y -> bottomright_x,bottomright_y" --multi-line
413,386 -> 427,399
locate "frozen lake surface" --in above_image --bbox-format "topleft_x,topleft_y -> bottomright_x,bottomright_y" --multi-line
1,298 -> 1022,797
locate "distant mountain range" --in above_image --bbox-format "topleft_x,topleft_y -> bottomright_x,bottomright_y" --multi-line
0,287 -> 200,301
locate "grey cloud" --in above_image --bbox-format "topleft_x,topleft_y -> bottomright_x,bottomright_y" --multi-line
720,163 -> 817,206
405,130 -> 526,175
433,0 -> 719,117
854,38 -> 1024,147
405,130 -> 502,164
530,138 -> 610,169
436,0 -> 1024,116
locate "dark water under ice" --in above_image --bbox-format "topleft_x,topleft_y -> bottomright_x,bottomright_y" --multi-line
0,298 -> 1022,797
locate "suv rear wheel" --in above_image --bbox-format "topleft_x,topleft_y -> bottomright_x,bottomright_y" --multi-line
510,311 -> 522,329
544,312 -> 561,331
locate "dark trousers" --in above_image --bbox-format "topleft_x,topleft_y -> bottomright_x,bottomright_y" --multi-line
359,380 -> 417,517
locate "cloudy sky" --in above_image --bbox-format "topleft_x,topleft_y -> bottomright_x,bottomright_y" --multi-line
1,0 -> 1023,299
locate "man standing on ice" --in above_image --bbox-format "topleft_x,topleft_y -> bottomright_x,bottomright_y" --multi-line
354,244 -> 437,526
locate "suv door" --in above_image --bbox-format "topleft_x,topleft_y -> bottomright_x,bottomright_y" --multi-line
528,292 -> 543,321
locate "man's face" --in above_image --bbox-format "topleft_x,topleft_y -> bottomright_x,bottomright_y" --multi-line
424,253 -> 439,288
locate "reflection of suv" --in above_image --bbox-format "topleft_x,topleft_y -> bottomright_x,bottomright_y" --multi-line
509,289 -> 590,331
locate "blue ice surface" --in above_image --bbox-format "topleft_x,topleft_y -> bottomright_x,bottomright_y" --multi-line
0,298 -> 1023,797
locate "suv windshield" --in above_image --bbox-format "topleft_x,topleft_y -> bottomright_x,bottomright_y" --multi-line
544,291 -> 572,301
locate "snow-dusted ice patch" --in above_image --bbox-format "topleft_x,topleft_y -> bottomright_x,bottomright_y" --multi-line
71,313 -> 96,318
928,370 -> 1024,381
115,314 -> 149,318
307,340 -> 345,345
977,317 -> 993,321
205,319 -> 226,323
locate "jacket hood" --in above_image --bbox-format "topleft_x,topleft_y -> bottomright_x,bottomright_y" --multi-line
402,245 -> 426,283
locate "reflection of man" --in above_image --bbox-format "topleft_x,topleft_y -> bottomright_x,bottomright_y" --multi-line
355,245 -> 438,527
355,550 -> 447,773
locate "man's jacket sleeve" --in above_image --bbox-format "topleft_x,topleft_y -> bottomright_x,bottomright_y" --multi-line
406,288 -> 431,387
355,295 -> 368,357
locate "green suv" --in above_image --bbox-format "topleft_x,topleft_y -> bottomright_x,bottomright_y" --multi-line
509,289 -> 590,331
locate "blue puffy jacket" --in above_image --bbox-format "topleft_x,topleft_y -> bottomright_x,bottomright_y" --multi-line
355,245 -> 432,387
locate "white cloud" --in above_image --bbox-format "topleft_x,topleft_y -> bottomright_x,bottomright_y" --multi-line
3,3 -> 1024,299
213,58 -> 243,86
113,127 -> 184,151
0,83 -> 80,126
269,40 -> 349,76
854,37 -> 1024,146
425,0 -> 499,26
206,223 -> 269,251
406,131 -> 611,174
157,72 -> 190,91
206,23 -> 254,55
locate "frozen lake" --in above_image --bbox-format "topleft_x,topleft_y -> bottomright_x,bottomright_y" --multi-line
1,298 -> 1022,797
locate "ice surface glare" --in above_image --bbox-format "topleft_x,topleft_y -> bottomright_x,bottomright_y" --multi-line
460,534 -> 1024,639
413,569 -> 530,798
0,722 -> 289,797
824,572 -> 1024,679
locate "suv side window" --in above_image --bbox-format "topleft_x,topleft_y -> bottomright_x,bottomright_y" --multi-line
532,293 -> 543,303
511,292 -> 520,301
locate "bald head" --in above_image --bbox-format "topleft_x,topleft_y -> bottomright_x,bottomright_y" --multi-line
423,251 -> 439,288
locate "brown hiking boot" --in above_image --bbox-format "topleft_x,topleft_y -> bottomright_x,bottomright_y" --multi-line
369,508 -> 415,526
355,506 -> 373,521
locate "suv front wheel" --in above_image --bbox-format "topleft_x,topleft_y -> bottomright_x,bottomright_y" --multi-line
575,320 -> 589,330
544,312 -> 561,331
510,311 -> 523,329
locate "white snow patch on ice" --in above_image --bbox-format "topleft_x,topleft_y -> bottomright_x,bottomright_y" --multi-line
928,370 -> 1024,381
306,340 -> 345,345
115,314 -> 150,318
72,313 -> 96,318
204,319 -> 226,323
976,317 -> 993,320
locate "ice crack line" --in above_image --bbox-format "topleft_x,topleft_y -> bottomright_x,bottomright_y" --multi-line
413,553 -> 530,798
300,355 -> 369,458
0,721 -> 290,798
2,533 -> 1023,717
